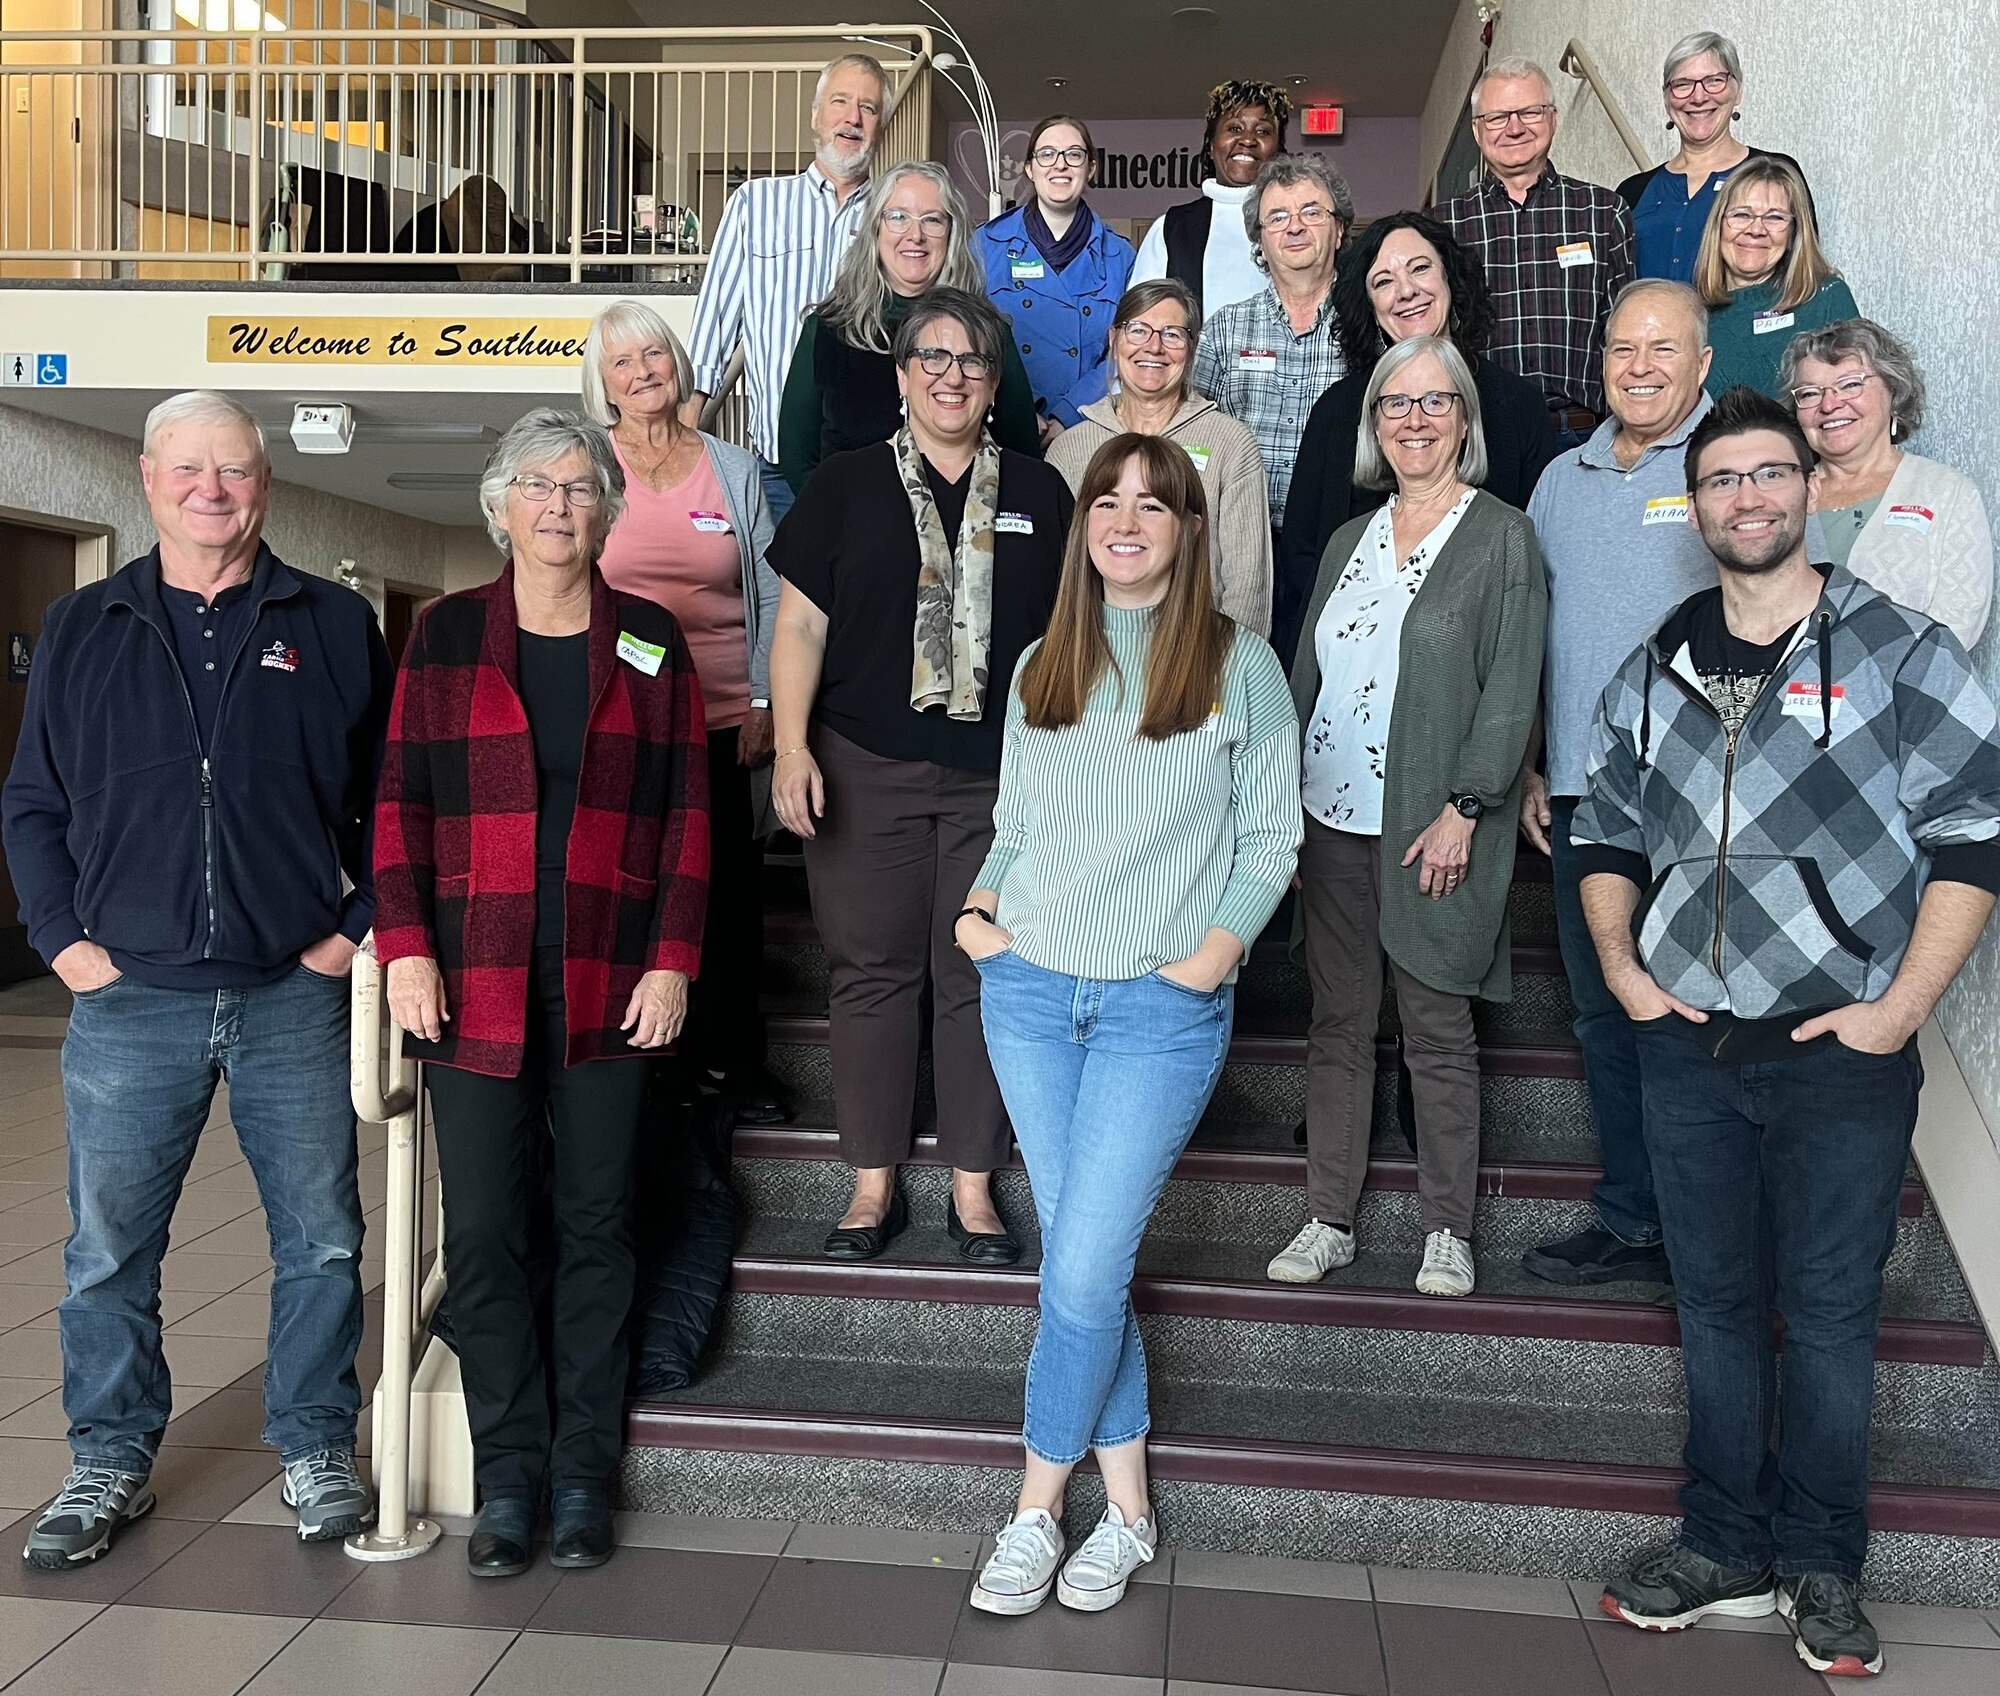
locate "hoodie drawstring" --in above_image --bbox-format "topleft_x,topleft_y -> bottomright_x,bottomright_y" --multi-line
1815,612 -> 1834,749
1636,648 -> 1654,770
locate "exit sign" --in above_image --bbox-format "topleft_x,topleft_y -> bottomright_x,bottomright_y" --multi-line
1301,105 -> 1345,137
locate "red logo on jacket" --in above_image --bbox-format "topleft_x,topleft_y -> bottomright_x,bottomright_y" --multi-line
259,640 -> 300,673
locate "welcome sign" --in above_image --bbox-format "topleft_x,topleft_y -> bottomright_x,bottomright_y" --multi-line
207,316 -> 592,366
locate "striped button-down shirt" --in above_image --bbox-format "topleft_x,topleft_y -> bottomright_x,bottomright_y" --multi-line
1437,167 -> 1635,417
1192,282 -> 1345,528
685,163 -> 869,463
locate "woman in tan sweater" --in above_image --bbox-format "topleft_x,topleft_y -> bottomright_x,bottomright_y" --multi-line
1047,280 -> 1272,634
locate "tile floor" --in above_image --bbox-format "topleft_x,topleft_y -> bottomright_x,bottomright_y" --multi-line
1,980 -> 1999,1692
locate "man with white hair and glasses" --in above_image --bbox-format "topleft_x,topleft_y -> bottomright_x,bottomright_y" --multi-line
1,389 -> 392,1566
682,51 -> 889,523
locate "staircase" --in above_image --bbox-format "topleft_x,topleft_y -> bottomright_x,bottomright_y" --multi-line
617,856 -> 2000,1608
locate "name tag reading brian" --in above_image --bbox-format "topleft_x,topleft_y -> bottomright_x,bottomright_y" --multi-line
616,632 -> 665,676
995,512 -> 1035,535
1643,495 -> 1690,525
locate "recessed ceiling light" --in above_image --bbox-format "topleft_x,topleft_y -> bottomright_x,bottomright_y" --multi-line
1171,6 -> 1219,27
1290,76 -> 1309,87
1047,76 -> 1069,90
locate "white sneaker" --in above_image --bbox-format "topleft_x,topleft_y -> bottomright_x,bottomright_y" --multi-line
1267,1217 -> 1356,1283
1057,1504 -> 1157,1612
971,1508 -> 1064,1616
1416,1230 -> 1475,1297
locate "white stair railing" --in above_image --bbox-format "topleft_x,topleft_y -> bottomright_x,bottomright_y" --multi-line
346,937 -> 444,1563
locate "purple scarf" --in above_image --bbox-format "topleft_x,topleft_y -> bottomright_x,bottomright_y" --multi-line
1024,200 -> 1095,273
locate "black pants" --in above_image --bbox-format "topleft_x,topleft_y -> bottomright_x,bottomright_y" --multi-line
682,724 -> 765,1078
425,947 -> 648,1499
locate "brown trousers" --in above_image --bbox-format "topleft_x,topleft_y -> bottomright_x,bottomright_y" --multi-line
802,725 -> 1010,1172
1299,816 -> 1481,1238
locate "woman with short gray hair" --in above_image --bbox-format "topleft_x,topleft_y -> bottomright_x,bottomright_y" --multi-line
1616,29 -> 1813,283
1269,333 -> 1546,1301
375,405 -> 709,1579
1782,318 -> 1992,646
776,159 -> 1041,491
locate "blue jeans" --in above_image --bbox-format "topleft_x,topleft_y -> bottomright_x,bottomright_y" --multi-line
976,952 -> 1232,1466
59,966 -> 364,1471
758,455 -> 796,526
1550,795 -> 1660,1245
1636,1024 -> 1919,1580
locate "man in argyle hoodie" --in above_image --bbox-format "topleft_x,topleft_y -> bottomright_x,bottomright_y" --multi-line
1570,386 -> 2000,1680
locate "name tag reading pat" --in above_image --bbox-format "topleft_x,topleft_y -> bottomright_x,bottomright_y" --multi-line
616,632 -> 665,676
995,512 -> 1035,535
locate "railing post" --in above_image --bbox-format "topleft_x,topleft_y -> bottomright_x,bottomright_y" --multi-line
245,36 -> 262,285
567,31 -> 585,283
345,940 -> 442,1564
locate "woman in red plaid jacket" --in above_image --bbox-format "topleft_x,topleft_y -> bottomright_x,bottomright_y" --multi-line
372,409 -> 709,1579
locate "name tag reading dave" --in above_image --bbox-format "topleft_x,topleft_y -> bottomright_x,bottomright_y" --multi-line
616,632 -> 665,676
1555,241 -> 1594,269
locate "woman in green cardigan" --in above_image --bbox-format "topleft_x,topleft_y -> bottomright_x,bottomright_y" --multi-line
1267,334 -> 1547,1301
1696,154 -> 1856,398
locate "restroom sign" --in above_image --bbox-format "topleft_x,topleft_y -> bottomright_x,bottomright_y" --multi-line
35,354 -> 67,386
0,353 -> 29,386
0,353 -> 64,386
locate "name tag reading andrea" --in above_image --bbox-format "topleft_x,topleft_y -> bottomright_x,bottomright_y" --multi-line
1236,348 -> 1278,372
1883,503 -> 1936,533
1555,240 -> 1594,268
1781,681 -> 1844,719
616,631 -> 665,676
1643,495 -> 1690,525
1753,309 -> 1797,334
688,510 -> 732,533
995,512 -> 1035,535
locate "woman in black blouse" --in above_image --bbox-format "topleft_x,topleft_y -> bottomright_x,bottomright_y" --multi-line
1276,211 -> 1555,658
768,288 -> 1071,1264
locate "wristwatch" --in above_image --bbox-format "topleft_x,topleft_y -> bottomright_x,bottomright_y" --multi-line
749,696 -> 771,710
1449,793 -> 1485,820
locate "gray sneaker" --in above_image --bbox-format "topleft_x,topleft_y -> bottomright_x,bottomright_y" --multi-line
23,1466 -> 156,1568
281,1449 -> 376,1542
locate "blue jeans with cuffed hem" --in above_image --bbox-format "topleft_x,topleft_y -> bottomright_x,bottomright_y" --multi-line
58,966 -> 364,1473
976,951 -> 1232,1467
758,456 -> 796,526
1636,1022 -> 1919,1581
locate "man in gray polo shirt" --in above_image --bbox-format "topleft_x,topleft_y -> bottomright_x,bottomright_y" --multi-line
1518,279 -> 1716,1288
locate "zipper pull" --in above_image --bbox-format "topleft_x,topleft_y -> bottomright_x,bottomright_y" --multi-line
200,757 -> 214,806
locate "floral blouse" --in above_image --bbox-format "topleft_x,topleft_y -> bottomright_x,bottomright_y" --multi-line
1300,488 -> 1477,833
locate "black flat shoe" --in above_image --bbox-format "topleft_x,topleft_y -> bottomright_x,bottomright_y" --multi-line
467,1498 -> 535,1578
549,1488 -> 615,1569
822,1188 -> 908,1261
947,1197 -> 1022,1266
707,1066 -> 793,1127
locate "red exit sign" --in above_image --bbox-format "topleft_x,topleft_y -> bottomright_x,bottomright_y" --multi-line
1301,105 -> 1345,137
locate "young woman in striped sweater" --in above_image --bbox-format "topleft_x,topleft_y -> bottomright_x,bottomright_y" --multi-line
956,432 -> 1301,1618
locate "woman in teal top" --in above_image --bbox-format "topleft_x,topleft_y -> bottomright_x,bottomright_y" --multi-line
1695,153 -> 1856,397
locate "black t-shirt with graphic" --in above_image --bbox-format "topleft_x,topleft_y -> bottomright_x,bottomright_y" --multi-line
1687,593 -> 1803,736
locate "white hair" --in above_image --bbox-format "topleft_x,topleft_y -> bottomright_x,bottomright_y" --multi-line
142,390 -> 267,463
1663,31 -> 1742,86
812,51 -> 888,111
1471,55 -> 1555,112
1353,335 -> 1489,491
1610,278 -> 1711,347
581,299 -> 695,427
477,408 -> 626,560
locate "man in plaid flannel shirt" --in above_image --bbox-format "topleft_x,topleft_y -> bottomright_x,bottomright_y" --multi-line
1437,57 -> 1634,450
1572,387 -> 2000,1678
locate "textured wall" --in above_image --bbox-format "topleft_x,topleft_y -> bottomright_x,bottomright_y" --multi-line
1421,1 -> 2000,1145
0,403 -> 494,610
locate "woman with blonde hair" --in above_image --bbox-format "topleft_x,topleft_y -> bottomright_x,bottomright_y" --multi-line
1694,155 -> 1855,397
959,432 -> 1300,1619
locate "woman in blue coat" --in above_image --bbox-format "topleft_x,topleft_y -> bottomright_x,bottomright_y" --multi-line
976,115 -> 1135,443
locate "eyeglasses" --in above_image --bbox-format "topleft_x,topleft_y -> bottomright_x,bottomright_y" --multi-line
1119,322 -> 1192,352
1724,207 -> 1794,232
909,345 -> 995,381
510,474 -> 601,508
1472,103 -> 1556,133
880,208 -> 951,236
1031,145 -> 1090,168
1694,462 -> 1804,497
1374,391 -> 1463,419
1790,373 -> 1875,412
1259,203 -> 1338,233
1666,71 -> 1735,99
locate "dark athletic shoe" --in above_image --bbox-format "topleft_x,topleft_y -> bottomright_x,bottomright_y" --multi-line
1779,1573 -> 1884,1677
1523,1224 -> 1672,1286
1600,1544 -> 1777,1630
22,1466 -> 155,1568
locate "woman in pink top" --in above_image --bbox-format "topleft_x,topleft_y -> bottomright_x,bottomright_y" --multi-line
585,300 -> 787,1123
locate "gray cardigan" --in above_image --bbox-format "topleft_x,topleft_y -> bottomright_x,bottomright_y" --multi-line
695,431 -> 782,832
1289,491 -> 1548,1000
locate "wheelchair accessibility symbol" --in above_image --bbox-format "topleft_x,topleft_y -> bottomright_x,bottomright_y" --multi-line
35,354 -> 67,386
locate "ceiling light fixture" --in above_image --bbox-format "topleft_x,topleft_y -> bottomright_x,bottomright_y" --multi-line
1047,77 -> 1069,90
1171,7 -> 1220,27
385,472 -> 483,492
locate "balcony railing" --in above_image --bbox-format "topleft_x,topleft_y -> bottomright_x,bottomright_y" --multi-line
0,19 -> 934,281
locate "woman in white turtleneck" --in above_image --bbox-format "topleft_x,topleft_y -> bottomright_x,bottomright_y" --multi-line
1130,79 -> 1291,316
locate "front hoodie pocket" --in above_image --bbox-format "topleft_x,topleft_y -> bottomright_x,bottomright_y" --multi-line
1723,855 -> 1873,1000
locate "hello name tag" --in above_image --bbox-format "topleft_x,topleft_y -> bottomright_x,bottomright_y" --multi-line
1181,443 -> 1212,474
1009,256 -> 1045,279
616,631 -> 665,676
1236,348 -> 1279,372
688,510 -> 732,533
1781,680 -> 1844,719
1884,503 -> 1936,533
995,512 -> 1035,535
1643,494 -> 1690,525
1555,240 -> 1594,269
1753,309 -> 1797,335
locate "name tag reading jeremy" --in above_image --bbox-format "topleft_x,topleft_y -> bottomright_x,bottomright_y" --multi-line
1643,494 -> 1690,525
1236,348 -> 1278,372
1009,256 -> 1045,279
1781,681 -> 1843,719
1182,443 -> 1213,474
1883,503 -> 1936,533
688,510 -> 731,533
616,631 -> 665,676
1753,309 -> 1796,334
995,512 -> 1035,535
1555,240 -> 1594,268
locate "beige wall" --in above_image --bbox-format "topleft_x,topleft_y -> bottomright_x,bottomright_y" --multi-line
1,0 -> 113,279
1420,1 -> 2000,1133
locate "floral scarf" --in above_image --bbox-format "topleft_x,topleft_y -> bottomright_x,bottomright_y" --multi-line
898,425 -> 1001,722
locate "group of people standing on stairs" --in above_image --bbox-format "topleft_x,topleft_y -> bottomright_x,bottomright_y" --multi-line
4,27 -> 1996,1683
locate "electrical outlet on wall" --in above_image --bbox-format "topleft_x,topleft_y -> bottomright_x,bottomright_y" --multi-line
12,84 -> 30,117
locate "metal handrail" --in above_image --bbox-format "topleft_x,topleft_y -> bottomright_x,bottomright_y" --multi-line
1559,38 -> 1650,172
345,939 -> 443,1563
